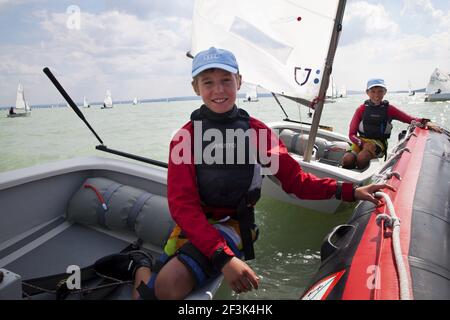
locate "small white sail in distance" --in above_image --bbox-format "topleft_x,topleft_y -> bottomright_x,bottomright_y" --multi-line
244,84 -> 259,102
83,96 -> 90,108
426,68 -> 450,95
104,90 -> 113,108
15,83 -> 27,110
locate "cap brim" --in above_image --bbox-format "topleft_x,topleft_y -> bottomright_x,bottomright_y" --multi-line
367,84 -> 387,90
192,63 -> 238,77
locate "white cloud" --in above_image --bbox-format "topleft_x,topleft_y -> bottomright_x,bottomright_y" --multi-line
333,0 -> 450,91
342,1 -> 400,44
334,28 -> 450,91
0,7 -> 194,105
402,0 -> 450,29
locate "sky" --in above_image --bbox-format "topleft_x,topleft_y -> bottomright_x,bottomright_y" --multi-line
0,0 -> 449,107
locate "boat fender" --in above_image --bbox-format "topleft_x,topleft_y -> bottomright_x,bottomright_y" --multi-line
324,141 -> 350,162
320,224 -> 356,262
279,129 -> 323,159
66,177 -> 175,248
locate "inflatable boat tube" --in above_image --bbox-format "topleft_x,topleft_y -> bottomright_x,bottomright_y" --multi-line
302,126 -> 450,300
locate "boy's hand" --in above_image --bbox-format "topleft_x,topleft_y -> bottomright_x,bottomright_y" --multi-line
354,183 -> 396,206
221,257 -> 259,294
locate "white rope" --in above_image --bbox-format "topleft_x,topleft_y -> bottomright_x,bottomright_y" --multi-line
374,171 -> 401,183
375,192 -> 412,300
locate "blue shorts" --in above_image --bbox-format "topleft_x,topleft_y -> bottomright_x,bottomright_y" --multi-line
146,227 -> 252,291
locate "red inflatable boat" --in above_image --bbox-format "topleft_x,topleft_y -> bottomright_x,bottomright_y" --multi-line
302,125 -> 450,300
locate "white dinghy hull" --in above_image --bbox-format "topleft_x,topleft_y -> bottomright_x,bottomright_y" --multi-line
0,157 -> 222,300
262,121 -> 382,213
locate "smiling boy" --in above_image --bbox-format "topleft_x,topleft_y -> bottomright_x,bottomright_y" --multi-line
342,78 -> 441,169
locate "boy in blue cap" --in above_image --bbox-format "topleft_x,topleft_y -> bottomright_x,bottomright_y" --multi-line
342,78 -> 441,169
95,48 -> 395,300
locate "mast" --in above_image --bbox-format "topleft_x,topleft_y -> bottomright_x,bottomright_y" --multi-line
303,0 -> 346,162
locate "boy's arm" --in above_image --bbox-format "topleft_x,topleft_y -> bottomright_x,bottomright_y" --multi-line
250,118 -> 355,202
388,105 -> 421,123
388,105 -> 442,132
167,126 -> 235,261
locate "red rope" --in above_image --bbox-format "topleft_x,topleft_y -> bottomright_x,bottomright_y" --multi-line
84,184 -> 107,210
309,96 -> 324,109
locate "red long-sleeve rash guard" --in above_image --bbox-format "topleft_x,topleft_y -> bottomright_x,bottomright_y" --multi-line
349,103 -> 422,146
167,117 -> 354,259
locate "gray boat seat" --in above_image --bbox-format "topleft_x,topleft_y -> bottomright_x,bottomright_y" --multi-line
66,177 -> 175,249
279,129 -> 349,165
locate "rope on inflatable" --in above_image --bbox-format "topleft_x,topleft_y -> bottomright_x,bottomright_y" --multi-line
375,192 -> 412,300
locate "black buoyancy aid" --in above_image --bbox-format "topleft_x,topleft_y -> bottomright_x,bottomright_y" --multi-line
358,100 -> 393,140
191,105 -> 261,208
191,105 -> 261,260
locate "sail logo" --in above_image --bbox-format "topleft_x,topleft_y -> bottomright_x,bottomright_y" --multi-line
294,67 -> 321,86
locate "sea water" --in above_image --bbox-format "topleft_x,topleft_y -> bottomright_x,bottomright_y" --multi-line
0,93 -> 448,299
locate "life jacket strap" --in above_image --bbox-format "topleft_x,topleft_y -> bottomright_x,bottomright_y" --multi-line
176,242 -> 214,277
236,190 -> 259,261
136,281 -> 158,300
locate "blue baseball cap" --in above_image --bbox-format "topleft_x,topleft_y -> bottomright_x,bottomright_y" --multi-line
192,47 -> 239,77
367,78 -> 387,90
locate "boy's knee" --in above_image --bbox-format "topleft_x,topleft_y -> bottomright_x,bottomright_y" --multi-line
154,275 -> 182,300
356,152 -> 371,169
342,153 -> 356,169
153,258 -> 195,300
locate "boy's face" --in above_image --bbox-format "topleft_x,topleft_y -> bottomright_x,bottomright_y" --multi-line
366,86 -> 386,105
192,68 -> 241,113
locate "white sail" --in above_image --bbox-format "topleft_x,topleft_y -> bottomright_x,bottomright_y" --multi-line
15,83 -> 27,110
425,68 -> 450,95
338,85 -> 347,98
104,90 -> 113,108
191,0 -> 340,106
133,97 -> 138,105
191,0 -> 345,163
408,81 -> 415,96
326,76 -> 337,98
244,85 -> 259,102
83,96 -> 89,108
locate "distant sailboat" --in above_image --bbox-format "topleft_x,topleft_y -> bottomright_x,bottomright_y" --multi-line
7,83 -> 31,118
408,81 -> 415,96
337,85 -> 347,98
83,96 -> 91,108
132,97 -> 138,105
102,90 -> 113,109
243,84 -> 259,102
325,76 -> 337,102
424,68 -> 450,102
